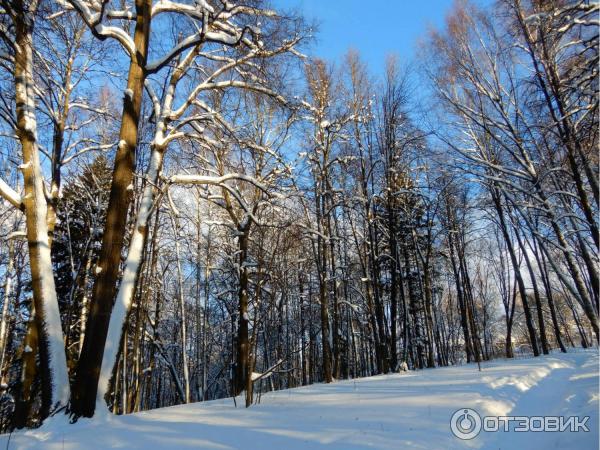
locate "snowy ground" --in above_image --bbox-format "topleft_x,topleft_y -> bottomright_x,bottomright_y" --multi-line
2,349 -> 597,449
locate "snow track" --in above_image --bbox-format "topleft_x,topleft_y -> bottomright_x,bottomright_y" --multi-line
2,350 -> 597,449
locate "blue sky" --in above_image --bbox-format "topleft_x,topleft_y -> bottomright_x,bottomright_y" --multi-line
274,0 -> 458,73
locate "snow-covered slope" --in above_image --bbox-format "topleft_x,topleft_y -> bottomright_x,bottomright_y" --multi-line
2,350 -> 597,449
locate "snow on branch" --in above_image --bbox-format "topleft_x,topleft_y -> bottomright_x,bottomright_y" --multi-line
61,142 -> 115,165
251,359 -> 284,382
169,173 -> 271,194
151,0 -> 215,18
146,28 -> 250,74
147,0 -> 289,74
61,0 -> 136,57
0,177 -> 23,210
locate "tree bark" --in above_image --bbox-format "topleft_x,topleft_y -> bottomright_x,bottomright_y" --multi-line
72,0 -> 152,417
13,2 -> 71,416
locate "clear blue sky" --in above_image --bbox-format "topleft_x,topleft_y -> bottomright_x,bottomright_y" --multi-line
274,0 -> 459,72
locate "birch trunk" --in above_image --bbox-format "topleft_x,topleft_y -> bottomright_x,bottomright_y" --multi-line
14,2 -> 70,416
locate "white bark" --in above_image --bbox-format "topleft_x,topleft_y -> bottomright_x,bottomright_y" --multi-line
0,178 -> 22,209
15,27 -> 71,411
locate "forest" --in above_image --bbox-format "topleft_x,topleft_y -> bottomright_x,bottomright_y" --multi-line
0,0 -> 597,433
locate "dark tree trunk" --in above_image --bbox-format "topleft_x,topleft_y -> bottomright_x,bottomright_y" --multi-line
72,0 -> 152,417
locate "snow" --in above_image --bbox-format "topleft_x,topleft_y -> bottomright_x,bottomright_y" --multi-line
5,230 -> 26,241
525,12 -> 549,23
2,350 -> 597,449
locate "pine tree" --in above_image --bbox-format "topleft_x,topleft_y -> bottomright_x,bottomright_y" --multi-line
52,156 -> 112,368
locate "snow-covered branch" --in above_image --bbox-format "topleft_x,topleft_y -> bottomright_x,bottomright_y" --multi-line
169,173 -> 271,194
0,177 -> 22,210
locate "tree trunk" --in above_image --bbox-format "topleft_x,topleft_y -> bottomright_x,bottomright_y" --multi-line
0,238 -> 15,378
235,228 -> 251,396
72,0 -> 152,418
14,3 -> 70,416
171,212 -> 190,403
12,305 -> 37,429
493,188 -> 540,356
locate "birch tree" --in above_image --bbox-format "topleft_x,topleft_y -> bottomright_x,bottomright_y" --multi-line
0,0 -> 71,418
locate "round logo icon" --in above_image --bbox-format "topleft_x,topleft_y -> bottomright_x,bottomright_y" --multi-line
450,408 -> 482,440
